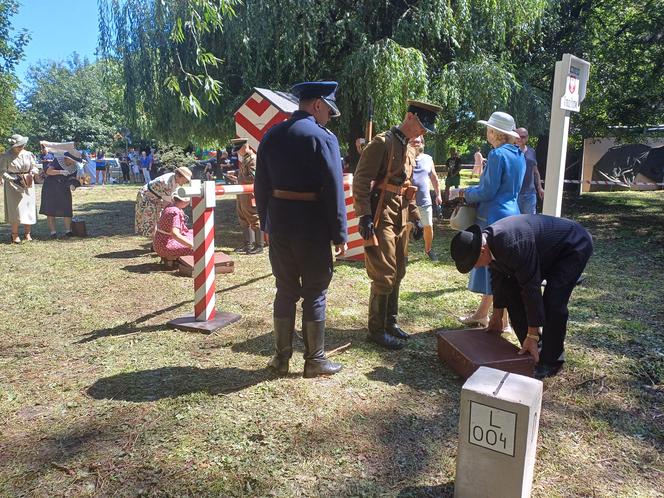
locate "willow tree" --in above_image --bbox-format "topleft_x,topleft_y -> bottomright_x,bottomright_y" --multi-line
101,0 -> 551,153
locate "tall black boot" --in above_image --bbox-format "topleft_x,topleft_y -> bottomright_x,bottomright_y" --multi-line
247,228 -> 264,254
386,284 -> 410,340
302,320 -> 342,378
235,227 -> 253,253
367,291 -> 405,350
267,317 -> 294,375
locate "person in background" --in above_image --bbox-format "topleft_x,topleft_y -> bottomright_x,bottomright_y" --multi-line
95,150 -> 106,185
516,127 -> 544,214
450,215 -> 593,379
472,147 -> 485,179
139,150 -> 152,183
134,166 -> 192,238
254,80 -> 347,378
227,138 -> 263,254
409,135 -> 442,261
120,152 -> 131,184
153,192 -> 194,266
40,151 -> 82,238
443,148 -> 462,201
128,147 -> 140,183
456,112 -> 525,328
0,134 -> 39,243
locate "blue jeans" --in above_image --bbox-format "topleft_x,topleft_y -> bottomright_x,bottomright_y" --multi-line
518,192 -> 537,214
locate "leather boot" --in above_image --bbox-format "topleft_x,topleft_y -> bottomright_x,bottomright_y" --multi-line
234,227 -> 253,253
302,320 -> 342,378
367,291 -> 405,350
386,284 -> 410,340
267,317 -> 294,375
247,228 -> 264,254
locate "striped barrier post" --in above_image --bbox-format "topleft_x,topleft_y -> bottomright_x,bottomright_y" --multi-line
167,180 -> 241,333
337,173 -> 365,261
192,181 -> 217,321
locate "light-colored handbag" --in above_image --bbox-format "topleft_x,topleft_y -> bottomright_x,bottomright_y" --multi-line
449,204 -> 477,231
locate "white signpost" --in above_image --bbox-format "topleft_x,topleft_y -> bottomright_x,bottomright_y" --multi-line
455,367 -> 543,498
543,54 -> 591,217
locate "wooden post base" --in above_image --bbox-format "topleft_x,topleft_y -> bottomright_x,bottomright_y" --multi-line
167,311 -> 241,334
436,328 -> 535,380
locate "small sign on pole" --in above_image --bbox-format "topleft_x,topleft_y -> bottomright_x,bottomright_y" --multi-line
542,54 -> 590,217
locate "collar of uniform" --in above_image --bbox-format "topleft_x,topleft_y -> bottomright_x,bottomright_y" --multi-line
292,110 -> 315,121
391,127 -> 408,146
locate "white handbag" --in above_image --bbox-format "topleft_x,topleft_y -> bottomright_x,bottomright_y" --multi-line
449,204 -> 477,231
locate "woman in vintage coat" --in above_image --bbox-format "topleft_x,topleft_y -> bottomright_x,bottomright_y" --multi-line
134,166 -> 192,238
457,112 -> 526,327
0,135 -> 39,243
39,151 -> 82,237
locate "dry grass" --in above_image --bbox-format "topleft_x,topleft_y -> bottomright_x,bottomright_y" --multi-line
0,182 -> 662,497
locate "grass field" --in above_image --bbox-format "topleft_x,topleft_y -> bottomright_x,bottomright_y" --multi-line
1,179 -> 663,497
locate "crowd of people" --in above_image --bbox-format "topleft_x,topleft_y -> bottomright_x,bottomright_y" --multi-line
1,84 -> 591,381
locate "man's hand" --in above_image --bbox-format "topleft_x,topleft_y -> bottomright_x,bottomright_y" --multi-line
537,187 -> 545,200
412,220 -> 424,240
435,194 -> 442,205
358,215 -> 375,240
485,310 -> 503,335
334,243 -> 347,256
518,337 -> 540,363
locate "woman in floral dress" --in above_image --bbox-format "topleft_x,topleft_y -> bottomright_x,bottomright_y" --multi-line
153,193 -> 193,263
134,166 -> 191,237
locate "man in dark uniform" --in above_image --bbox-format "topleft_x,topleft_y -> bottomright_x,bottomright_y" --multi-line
450,214 -> 593,379
228,138 -> 263,254
254,81 -> 348,378
354,100 -> 442,350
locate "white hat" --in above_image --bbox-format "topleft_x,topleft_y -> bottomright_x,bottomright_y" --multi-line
8,134 -> 28,147
477,112 -> 520,139
172,192 -> 190,202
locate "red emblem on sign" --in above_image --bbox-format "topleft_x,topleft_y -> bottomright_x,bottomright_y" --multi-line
568,78 -> 577,94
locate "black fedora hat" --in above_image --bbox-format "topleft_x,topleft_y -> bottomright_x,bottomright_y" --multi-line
450,224 -> 483,273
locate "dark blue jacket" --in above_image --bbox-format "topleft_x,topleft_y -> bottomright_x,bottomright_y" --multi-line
254,110 -> 348,245
486,215 -> 593,327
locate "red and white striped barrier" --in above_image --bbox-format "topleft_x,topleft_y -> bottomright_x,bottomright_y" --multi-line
192,181 -> 217,321
168,180 -> 241,333
337,173 -> 365,261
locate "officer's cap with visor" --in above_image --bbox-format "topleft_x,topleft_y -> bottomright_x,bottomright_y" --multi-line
230,138 -> 248,152
407,99 -> 443,133
290,81 -> 341,118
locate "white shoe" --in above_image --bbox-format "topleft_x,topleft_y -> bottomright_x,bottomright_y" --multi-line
459,315 -> 489,328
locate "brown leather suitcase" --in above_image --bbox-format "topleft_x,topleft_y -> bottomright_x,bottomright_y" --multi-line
177,252 -> 234,277
71,220 -> 87,237
436,328 -> 535,380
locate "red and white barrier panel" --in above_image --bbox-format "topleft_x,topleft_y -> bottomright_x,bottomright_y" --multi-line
168,180 -> 241,333
192,181 -> 217,321
337,173 -> 365,261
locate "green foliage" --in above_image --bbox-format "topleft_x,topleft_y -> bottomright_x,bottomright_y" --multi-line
0,0 -> 29,140
156,143 -> 196,171
18,56 -> 125,149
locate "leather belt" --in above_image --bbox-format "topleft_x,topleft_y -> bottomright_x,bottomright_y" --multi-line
272,189 -> 319,201
378,183 -> 409,196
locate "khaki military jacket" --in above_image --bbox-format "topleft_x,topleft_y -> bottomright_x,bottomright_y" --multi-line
353,128 -> 420,224
238,152 -> 256,185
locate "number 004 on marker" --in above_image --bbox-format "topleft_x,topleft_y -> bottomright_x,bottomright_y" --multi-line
468,401 -> 517,457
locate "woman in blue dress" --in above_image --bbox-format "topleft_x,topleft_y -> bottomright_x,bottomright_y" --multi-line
457,112 -> 525,327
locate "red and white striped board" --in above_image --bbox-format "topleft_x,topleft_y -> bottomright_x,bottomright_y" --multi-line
192,181 -> 217,321
337,173 -> 365,261
234,88 -> 298,151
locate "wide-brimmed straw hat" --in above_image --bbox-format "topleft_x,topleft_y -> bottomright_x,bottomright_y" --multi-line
449,224 -> 483,274
174,166 -> 192,182
8,134 -> 28,147
477,112 -> 520,139
172,192 -> 190,202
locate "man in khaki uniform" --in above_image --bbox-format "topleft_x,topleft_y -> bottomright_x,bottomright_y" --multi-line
353,100 -> 442,349
229,138 -> 264,254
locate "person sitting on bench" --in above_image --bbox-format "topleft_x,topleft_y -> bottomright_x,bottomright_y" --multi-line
450,214 -> 593,379
154,193 -> 193,266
